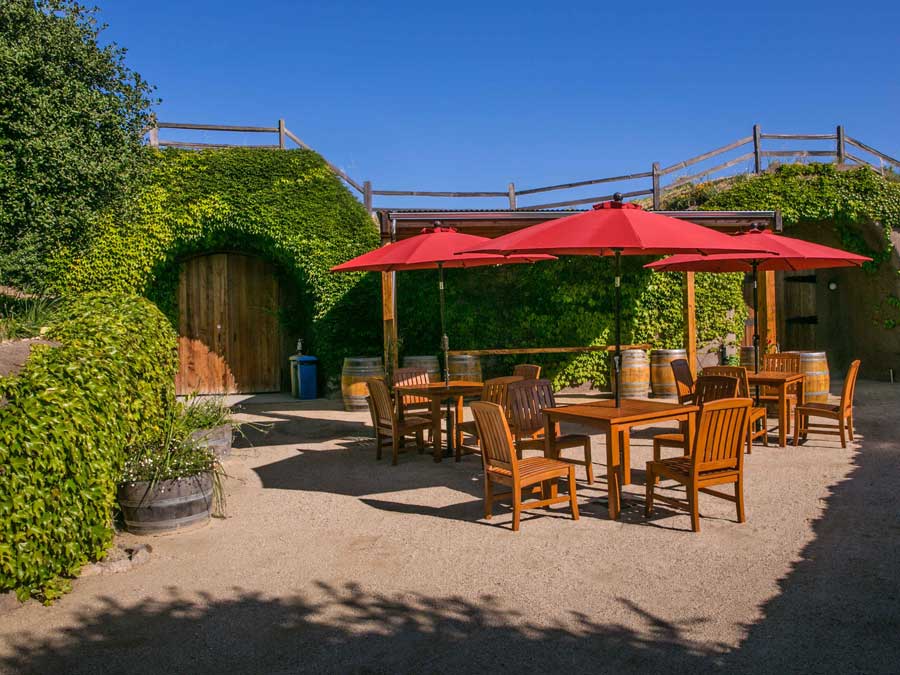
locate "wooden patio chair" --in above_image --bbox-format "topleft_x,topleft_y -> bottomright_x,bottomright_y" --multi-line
392,367 -> 432,416
512,363 -> 541,380
671,358 -> 695,404
646,397 -> 752,532
759,352 -> 802,418
794,359 -> 860,448
702,366 -> 768,453
652,375 -> 739,469
366,378 -> 430,465
457,375 -> 523,458
471,401 -> 579,532
506,378 -> 594,484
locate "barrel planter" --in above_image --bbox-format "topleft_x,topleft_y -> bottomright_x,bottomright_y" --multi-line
789,351 -> 830,403
117,473 -> 213,535
611,349 -> 650,399
650,348 -> 687,398
190,424 -> 233,459
449,354 -> 482,382
403,355 -> 440,382
341,357 -> 384,411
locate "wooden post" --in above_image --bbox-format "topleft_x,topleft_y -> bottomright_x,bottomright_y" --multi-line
651,162 -> 661,210
759,270 -> 777,353
507,182 -> 517,209
278,119 -> 286,149
363,181 -> 373,213
683,272 -> 697,376
836,125 -> 845,166
753,124 -> 762,173
382,271 -> 398,376
148,126 -> 159,149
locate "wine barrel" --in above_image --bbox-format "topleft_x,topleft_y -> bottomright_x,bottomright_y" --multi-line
794,351 -> 830,403
118,474 -> 213,535
611,349 -> 650,398
190,424 -> 233,459
403,355 -> 440,382
650,348 -> 687,398
740,346 -> 758,371
341,357 -> 384,411
448,354 -> 482,382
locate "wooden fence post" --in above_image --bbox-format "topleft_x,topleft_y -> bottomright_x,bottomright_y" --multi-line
753,124 -> 762,173
651,162 -> 661,210
363,181 -> 373,213
278,119 -> 286,149
507,182 -> 517,209
148,126 -> 159,149
683,272 -> 697,376
836,125 -> 846,166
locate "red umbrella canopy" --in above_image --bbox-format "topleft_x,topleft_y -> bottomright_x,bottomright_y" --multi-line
331,226 -> 554,272
463,200 -> 775,257
644,228 -> 872,272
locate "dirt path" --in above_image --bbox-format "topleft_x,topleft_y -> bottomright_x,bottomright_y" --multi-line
1,383 -> 897,674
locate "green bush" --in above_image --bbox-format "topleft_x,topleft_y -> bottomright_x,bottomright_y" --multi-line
0,292 -> 177,602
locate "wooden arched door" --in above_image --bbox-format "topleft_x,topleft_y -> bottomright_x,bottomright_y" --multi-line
176,252 -> 282,394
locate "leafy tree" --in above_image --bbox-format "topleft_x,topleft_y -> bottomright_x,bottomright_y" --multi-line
0,0 -> 155,291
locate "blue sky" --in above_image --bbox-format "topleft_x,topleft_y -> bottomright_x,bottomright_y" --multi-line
101,1 -> 899,208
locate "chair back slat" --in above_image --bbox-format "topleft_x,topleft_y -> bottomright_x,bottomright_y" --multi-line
392,367 -> 431,407
480,376 -> 524,417
762,352 -> 801,373
512,364 -> 541,380
366,378 -> 396,429
507,379 -> 556,437
471,401 -> 517,474
841,359 -> 861,413
692,397 -> 751,472
671,359 -> 695,404
694,375 -> 740,406
701,366 -> 750,398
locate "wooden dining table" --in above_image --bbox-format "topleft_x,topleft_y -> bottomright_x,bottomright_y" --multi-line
747,370 -> 805,447
542,399 -> 699,520
394,381 -> 484,462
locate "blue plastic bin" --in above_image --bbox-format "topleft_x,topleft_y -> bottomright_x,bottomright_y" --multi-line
295,355 -> 318,400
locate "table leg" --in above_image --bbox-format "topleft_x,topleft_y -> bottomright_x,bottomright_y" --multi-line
619,429 -> 631,485
431,398 -> 443,462
454,395 -> 464,455
779,386 -> 788,447
607,424 -> 621,520
543,414 -> 557,459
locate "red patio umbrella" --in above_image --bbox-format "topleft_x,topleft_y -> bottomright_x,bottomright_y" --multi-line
464,196 -> 774,406
645,226 -> 871,371
332,226 -> 553,454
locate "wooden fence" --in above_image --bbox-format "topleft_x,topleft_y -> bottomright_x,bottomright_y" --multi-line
147,121 -> 900,211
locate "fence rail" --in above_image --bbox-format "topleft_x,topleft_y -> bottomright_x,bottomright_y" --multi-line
146,121 -> 900,211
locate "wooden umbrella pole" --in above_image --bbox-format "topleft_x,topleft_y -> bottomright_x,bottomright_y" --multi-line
614,249 -> 623,408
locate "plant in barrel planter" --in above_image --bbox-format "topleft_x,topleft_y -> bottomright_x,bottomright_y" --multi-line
118,414 -> 225,535
179,396 -> 238,458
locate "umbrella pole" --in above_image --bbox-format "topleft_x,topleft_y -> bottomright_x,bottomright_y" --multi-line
438,263 -> 453,458
614,250 -> 622,408
752,260 -> 761,403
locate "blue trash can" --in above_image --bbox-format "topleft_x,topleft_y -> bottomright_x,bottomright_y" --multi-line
296,355 -> 318,400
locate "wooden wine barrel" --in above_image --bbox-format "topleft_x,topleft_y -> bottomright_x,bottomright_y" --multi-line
118,474 -> 213,535
403,355 -> 440,382
611,349 -> 650,398
792,351 -> 830,403
448,354 -> 482,382
341,357 -> 384,411
650,348 -> 687,398
740,346 -> 758,371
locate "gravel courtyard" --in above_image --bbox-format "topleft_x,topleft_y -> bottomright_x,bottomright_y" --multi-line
1,381 -> 897,674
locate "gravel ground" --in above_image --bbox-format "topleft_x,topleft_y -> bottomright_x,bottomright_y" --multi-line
1,382 -> 897,674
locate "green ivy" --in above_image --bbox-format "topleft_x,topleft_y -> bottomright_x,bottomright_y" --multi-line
52,148 -> 382,382
0,292 -> 177,602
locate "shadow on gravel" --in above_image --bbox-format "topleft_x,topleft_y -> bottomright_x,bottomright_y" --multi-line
1,583 -> 718,674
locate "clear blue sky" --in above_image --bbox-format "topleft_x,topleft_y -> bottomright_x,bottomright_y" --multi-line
101,0 -> 899,208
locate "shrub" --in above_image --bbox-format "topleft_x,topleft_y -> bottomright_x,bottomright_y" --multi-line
0,292 -> 177,602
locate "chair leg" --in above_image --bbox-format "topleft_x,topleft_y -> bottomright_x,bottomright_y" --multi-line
483,478 -> 493,520
652,440 -> 661,485
512,487 -> 522,532
762,419 -> 769,446
416,430 -> 424,453
645,462 -> 655,516
839,417 -> 847,448
391,435 -> 400,466
735,476 -> 745,523
746,427 -> 752,455
568,467 -> 580,521
583,441 -> 594,484
689,482 -> 700,532
793,409 -> 801,446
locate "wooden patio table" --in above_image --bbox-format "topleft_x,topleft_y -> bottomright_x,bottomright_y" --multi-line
542,399 -> 698,521
394,381 -> 484,462
747,371 -> 805,447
